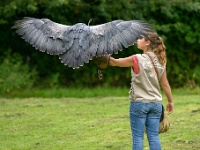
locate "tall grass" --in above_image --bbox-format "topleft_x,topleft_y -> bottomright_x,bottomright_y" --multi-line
1,87 -> 200,98
1,87 -> 129,98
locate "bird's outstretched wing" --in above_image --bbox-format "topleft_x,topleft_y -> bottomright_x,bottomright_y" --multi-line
13,17 -> 153,68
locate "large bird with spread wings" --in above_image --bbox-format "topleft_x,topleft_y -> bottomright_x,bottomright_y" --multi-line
13,17 -> 153,68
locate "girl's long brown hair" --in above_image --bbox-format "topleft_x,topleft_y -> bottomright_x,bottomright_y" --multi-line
144,32 -> 166,66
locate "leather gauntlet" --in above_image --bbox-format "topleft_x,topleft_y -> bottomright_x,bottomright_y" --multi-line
93,54 -> 110,69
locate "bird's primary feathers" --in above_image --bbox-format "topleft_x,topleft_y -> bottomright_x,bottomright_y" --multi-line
13,17 -> 153,68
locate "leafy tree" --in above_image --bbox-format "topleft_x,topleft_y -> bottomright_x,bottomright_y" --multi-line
0,51 -> 37,93
0,0 -> 199,88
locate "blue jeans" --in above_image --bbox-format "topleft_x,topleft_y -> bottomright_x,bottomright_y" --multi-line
130,102 -> 162,150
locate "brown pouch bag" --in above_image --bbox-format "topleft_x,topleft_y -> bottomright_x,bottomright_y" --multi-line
159,105 -> 170,133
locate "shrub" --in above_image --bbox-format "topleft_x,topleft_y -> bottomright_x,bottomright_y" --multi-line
0,52 -> 37,93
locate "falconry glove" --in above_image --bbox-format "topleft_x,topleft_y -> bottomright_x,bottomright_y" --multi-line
93,54 -> 110,69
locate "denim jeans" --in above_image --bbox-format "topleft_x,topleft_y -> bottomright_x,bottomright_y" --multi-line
130,102 -> 162,150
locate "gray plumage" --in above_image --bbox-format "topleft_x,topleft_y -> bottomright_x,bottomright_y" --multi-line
13,17 -> 153,68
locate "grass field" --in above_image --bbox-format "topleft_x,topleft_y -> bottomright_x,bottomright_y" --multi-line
0,88 -> 200,150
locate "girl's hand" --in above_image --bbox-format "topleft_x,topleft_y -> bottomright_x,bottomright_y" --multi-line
166,102 -> 174,115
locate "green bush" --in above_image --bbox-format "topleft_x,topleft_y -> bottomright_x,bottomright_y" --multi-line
189,66 -> 200,88
0,0 -> 200,88
0,52 -> 37,93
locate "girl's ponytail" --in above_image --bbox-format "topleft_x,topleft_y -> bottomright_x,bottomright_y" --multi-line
145,33 -> 167,66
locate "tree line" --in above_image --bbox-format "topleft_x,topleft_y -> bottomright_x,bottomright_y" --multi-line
0,0 -> 200,92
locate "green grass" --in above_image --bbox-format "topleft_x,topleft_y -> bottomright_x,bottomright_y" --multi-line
1,86 -> 200,98
0,88 -> 200,150
1,87 -> 129,98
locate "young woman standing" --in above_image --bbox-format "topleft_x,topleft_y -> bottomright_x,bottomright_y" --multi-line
108,32 -> 174,150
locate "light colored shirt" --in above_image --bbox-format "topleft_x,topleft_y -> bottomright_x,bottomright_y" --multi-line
129,52 -> 166,102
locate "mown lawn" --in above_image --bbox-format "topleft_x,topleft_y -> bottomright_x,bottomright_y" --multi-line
0,88 -> 200,150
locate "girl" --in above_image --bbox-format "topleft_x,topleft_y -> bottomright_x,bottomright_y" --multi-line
109,32 -> 174,150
